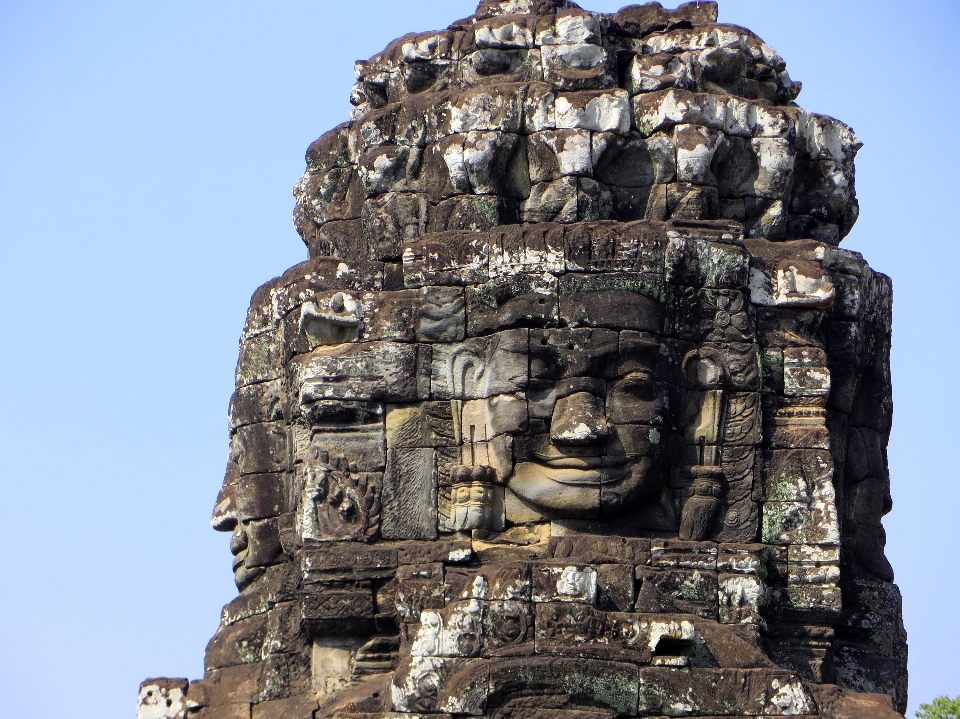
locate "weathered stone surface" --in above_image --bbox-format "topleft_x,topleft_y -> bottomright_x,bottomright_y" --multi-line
233,422 -> 287,476
292,342 -> 432,406
229,380 -> 284,432
138,679 -> 189,719
251,696 -> 319,719
466,273 -> 559,335
535,604 -> 673,661
147,2 -> 906,717
487,656 -> 640,715
301,582 -> 377,636
637,667 -> 815,715
636,567 -> 719,619
559,273 -> 665,331
402,231 -> 490,287
382,447 -> 439,540
236,474 -> 285,521
430,329 -> 529,399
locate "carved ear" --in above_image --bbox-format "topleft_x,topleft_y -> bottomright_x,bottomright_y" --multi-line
682,348 -> 728,389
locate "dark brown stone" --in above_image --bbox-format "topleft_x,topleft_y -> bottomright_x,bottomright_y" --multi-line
635,567 -> 719,619
808,684 -> 903,719
637,667 -> 814,715
301,546 -> 397,584
486,657 -> 639,715
229,381 -> 283,432
467,275 -> 559,335
256,651 -> 312,702
203,614 -> 267,670
559,273 -> 665,332
251,696 -> 318,719
396,562 -> 446,621
202,663 -> 262,707
236,474 -> 285,521
612,2 -> 718,37
236,332 -> 283,388
301,582 -> 376,636
233,423 -> 287,476
397,538 -> 473,565
306,219 -> 369,260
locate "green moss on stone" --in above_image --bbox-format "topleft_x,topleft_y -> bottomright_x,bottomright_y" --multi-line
564,671 -> 638,715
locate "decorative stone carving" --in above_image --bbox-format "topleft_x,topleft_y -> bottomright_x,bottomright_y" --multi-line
298,442 -> 381,543
141,2 -> 907,718
679,464 -> 724,541
440,465 -> 502,533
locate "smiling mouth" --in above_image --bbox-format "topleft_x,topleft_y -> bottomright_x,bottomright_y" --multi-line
522,456 -> 629,485
509,453 -> 657,517
536,453 -> 602,469
534,451 -> 626,470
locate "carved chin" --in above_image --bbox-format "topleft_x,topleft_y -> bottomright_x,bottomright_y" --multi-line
508,458 -> 655,519
232,552 -> 265,591
234,565 -> 265,591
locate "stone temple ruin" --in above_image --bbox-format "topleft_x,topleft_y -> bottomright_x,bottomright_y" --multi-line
138,2 -> 907,717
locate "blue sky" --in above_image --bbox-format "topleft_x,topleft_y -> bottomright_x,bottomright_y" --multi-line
0,1 -> 957,717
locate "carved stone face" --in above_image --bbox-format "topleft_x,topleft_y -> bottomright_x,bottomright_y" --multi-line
299,270 -> 675,534
210,219 -> 783,589
171,3 -> 908,717
511,317 -> 670,520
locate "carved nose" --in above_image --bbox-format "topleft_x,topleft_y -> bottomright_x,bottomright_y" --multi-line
550,391 -> 610,445
211,482 -> 238,532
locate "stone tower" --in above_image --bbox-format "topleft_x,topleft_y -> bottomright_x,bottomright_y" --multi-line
138,2 -> 907,718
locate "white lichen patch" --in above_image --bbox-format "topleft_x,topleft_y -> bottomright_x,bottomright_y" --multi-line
391,655 -> 447,712
538,14 -> 600,46
556,91 -> 630,134
719,575 -> 767,623
448,547 -> 472,563
137,684 -> 186,719
476,20 -> 534,49
659,620 -> 696,650
761,677 -> 815,715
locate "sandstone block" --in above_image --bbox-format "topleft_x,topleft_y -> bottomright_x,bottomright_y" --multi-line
234,423 -> 287,476
635,567 -> 718,619
430,329 -> 529,399
402,231 -> 490,288
294,342 -> 431,404
381,447 -> 439,540
466,274 -> 559,335
559,273 -> 665,331
637,667 -> 814,716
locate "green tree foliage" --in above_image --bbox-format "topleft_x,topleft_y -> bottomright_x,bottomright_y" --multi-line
917,695 -> 960,719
